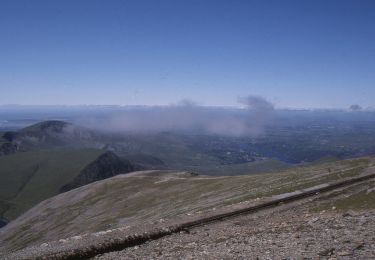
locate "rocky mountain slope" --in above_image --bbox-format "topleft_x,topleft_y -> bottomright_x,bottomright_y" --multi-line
60,151 -> 136,192
1,156 -> 374,256
0,120 -> 174,230
98,200 -> 375,259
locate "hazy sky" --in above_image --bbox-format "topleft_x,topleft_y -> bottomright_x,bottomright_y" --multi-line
1,0 -> 374,108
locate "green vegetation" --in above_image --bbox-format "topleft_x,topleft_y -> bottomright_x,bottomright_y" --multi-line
0,149 -> 103,220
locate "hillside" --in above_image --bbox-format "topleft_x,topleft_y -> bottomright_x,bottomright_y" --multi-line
0,149 -> 136,224
60,151 -> 136,192
0,120 -> 100,153
1,156 -> 374,255
4,119 -> 375,177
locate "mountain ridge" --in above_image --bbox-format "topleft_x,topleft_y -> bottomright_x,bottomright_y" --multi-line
1,155 -> 373,254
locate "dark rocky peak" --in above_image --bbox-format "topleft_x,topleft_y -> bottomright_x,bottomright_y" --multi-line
60,151 -> 136,193
2,131 -> 18,142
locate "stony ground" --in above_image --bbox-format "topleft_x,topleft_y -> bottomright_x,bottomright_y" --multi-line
2,161 -> 375,259
3,185 -> 375,259
96,200 -> 375,259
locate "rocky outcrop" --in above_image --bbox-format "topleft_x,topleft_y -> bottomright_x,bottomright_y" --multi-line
2,131 -> 18,142
0,142 -> 20,156
0,131 -> 20,156
60,151 -> 135,192
0,218 -> 8,228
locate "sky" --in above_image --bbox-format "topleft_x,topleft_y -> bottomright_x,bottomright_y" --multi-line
0,0 -> 374,109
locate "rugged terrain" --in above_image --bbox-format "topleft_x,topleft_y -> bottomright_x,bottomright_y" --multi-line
60,151 -> 136,192
2,120 -> 375,258
0,121 -> 141,224
1,156 -> 375,258
97,201 -> 375,259
0,149 -> 136,223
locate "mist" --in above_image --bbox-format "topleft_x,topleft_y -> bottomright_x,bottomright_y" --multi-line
78,96 -> 275,137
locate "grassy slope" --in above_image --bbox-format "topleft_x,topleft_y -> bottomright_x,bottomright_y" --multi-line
1,156 -> 374,252
0,149 -> 103,220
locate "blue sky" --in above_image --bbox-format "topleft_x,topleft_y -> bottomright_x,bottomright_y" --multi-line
1,0 -> 374,108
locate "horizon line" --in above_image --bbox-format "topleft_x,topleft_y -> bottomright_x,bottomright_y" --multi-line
0,104 -> 372,112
